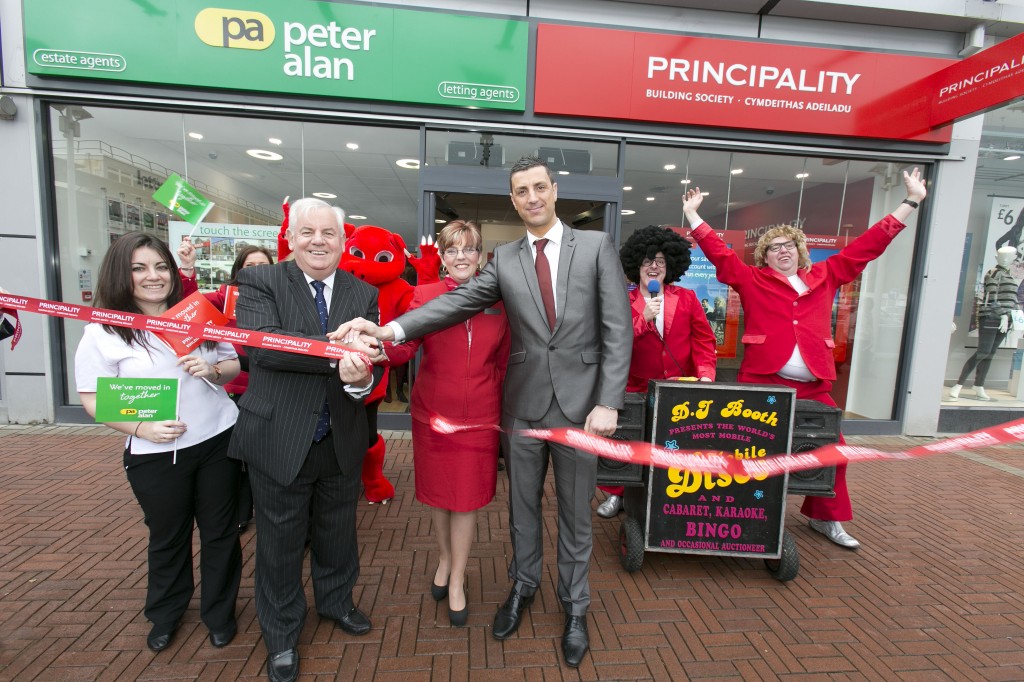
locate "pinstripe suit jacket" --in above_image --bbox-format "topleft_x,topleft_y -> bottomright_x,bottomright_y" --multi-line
229,260 -> 382,485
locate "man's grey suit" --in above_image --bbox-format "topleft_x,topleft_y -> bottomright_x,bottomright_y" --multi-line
229,260 -> 382,652
396,223 -> 631,613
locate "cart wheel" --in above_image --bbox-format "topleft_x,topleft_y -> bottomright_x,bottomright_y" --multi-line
764,530 -> 799,582
619,516 -> 644,572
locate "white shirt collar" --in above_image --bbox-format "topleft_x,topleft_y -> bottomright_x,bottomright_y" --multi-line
302,270 -> 336,291
527,220 -> 564,249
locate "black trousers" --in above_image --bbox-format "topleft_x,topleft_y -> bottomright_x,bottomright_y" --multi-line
958,316 -> 1008,386
228,393 -> 254,526
248,431 -> 362,653
124,428 -> 242,630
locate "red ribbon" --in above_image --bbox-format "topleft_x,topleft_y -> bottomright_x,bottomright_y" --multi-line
430,414 -> 1024,478
0,293 -> 370,366
0,307 -> 22,349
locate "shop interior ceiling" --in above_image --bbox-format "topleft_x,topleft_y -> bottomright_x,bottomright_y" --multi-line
66,104 -> 1024,240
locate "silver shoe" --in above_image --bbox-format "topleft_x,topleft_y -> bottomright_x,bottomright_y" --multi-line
596,495 -> 623,518
808,519 -> 860,549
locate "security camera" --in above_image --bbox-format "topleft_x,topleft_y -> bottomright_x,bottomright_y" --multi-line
765,186 -> 775,196
208,151 -> 219,160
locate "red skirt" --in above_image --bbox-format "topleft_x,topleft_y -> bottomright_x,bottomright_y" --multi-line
411,418 -> 498,512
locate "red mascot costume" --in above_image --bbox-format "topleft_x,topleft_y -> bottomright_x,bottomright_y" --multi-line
279,199 -> 440,503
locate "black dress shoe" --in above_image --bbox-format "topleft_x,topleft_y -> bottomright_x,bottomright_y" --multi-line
209,620 -> 237,648
430,580 -> 449,601
562,614 -> 589,668
335,607 -> 371,636
448,580 -> 468,627
146,622 -> 178,652
492,589 -> 534,640
266,648 -> 299,682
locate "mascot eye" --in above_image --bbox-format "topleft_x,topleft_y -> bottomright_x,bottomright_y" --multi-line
374,251 -> 395,263
348,246 -> 365,258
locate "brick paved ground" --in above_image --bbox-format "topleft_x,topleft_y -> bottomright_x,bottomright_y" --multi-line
1,425 -> 1022,681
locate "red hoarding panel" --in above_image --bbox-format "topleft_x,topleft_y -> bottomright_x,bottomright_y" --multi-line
929,31 -> 1024,127
862,32 -> 1024,138
535,24 -> 952,143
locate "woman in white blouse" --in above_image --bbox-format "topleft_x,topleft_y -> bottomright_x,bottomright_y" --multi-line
75,232 -> 243,653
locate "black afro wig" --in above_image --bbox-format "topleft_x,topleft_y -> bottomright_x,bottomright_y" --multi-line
619,225 -> 693,285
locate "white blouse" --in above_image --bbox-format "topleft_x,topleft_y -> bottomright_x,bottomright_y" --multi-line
75,323 -> 239,454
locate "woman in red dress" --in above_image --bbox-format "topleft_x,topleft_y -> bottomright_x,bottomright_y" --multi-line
385,220 -> 510,626
596,226 -> 717,518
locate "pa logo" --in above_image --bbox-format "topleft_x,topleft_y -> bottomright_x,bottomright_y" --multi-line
195,8 -> 275,50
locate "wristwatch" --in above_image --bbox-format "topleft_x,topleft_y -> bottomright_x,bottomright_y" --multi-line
901,199 -> 919,209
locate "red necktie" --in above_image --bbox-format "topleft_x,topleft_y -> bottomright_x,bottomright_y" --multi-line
535,238 -> 556,330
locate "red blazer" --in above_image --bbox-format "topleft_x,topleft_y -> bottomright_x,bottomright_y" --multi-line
386,278 -> 511,425
180,273 -> 249,394
628,284 -> 716,392
692,214 -> 906,381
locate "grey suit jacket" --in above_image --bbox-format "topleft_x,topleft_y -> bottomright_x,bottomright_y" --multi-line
229,261 -> 382,485
397,223 -> 632,423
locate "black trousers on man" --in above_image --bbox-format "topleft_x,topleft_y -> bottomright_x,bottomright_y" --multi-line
247,431 -> 362,653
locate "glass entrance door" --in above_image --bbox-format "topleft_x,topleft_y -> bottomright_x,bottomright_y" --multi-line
375,164 -> 623,428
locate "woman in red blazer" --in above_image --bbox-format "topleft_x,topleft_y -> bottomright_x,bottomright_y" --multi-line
681,168 -> 928,550
384,220 -> 510,627
596,226 -> 717,519
178,242 -> 275,532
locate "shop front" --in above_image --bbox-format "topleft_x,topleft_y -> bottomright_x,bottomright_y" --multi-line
2,0 -> 1014,435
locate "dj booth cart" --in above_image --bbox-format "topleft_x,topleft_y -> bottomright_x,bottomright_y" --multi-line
599,381 -> 841,583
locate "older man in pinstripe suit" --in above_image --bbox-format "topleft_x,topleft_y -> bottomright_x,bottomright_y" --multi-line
229,198 -> 383,682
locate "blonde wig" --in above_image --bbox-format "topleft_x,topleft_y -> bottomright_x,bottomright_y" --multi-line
753,225 -> 812,271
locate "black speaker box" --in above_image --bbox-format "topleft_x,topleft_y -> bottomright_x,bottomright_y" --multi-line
446,141 -> 504,166
536,147 -> 592,174
596,392 -> 645,486
786,399 -> 841,497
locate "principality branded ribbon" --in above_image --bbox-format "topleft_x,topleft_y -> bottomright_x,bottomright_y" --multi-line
0,293 -> 371,366
8,291 -> 1023,475
430,414 -> 1024,479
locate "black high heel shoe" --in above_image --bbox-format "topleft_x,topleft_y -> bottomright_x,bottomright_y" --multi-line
431,573 -> 449,601
448,580 -> 468,627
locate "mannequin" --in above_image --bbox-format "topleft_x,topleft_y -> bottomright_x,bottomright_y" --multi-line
950,246 -> 1020,401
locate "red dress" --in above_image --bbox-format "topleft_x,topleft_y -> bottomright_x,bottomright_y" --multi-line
386,277 -> 510,511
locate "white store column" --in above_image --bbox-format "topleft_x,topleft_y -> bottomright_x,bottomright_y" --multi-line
902,116 -> 984,436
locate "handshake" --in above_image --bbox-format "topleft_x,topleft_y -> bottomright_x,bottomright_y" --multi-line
328,319 -> 394,387
332,317 -> 395,364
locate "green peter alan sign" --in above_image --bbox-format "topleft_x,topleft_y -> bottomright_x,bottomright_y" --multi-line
94,378 -> 179,423
23,0 -> 528,111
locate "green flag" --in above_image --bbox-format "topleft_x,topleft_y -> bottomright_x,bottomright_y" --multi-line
152,173 -> 214,226
94,377 -> 179,422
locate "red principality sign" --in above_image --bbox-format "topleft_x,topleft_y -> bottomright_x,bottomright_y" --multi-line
534,24 -> 952,143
